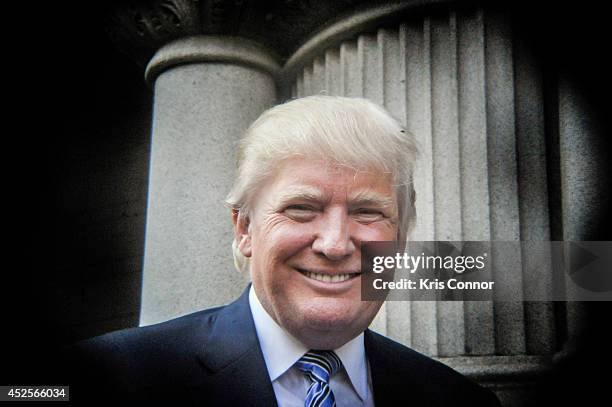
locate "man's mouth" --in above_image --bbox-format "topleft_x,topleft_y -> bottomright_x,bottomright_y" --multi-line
297,269 -> 360,283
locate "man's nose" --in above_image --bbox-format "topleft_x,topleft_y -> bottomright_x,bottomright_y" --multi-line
312,208 -> 356,260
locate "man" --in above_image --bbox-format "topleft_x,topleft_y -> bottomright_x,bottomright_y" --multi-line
67,96 -> 500,406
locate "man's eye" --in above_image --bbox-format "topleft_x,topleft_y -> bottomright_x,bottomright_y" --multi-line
352,209 -> 385,221
286,205 -> 313,211
283,205 -> 317,219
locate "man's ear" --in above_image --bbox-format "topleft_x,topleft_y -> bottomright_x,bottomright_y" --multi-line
231,208 -> 252,257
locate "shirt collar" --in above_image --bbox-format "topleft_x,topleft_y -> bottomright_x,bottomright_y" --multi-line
334,330 -> 368,402
249,286 -> 308,381
248,285 -> 368,401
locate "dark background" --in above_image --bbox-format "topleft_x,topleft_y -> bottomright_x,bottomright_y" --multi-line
4,1 -> 612,405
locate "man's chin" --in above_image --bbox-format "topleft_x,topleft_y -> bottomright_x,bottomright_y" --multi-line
303,315 -> 356,331
277,297 -> 382,347
290,307 -> 371,345
289,318 -> 363,349
299,299 -> 362,326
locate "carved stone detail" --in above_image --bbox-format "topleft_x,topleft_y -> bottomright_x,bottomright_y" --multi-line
107,0 -> 201,65
106,0 -> 387,67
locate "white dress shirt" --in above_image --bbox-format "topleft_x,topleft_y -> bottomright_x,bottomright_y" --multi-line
248,286 -> 375,407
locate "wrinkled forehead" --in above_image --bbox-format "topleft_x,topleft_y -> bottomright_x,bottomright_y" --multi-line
278,155 -> 394,181
259,156 -> 397,204
283,155 -> 390,178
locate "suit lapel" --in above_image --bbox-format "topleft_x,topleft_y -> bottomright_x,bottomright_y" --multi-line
191,286 -> 278,407
365,330 -> 427,407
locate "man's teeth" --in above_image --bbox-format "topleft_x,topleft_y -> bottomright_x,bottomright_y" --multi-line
305,271 -> 352,283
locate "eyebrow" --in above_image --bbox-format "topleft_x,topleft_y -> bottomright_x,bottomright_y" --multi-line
274,186 -> 329,206
273,186 -> 395,209
348,190 -> 396,209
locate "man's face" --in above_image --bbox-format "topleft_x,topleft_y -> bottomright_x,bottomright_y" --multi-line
234,157 -> 399,349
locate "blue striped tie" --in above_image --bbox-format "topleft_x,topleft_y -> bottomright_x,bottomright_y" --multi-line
295,350 -> 341,407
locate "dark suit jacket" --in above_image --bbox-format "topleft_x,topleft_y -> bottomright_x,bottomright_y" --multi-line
66,287 -> 499,406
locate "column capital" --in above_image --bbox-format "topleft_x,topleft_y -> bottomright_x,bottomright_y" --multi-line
107,0 -> 457,72
144,36 -> 282,85
281,0 -> 451,81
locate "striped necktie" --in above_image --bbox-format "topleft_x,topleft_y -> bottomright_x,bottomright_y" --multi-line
295,350 -> 342,407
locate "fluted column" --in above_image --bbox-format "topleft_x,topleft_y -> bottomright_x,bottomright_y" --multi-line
557,76 -> 606,354
284,4 -> 561,405
140,36 -> 279,325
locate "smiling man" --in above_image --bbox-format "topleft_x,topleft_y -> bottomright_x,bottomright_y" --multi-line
67,96 -> 500,406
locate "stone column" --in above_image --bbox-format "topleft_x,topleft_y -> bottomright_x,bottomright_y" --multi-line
557,76 -> 607,354
140,36 -> 279,325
